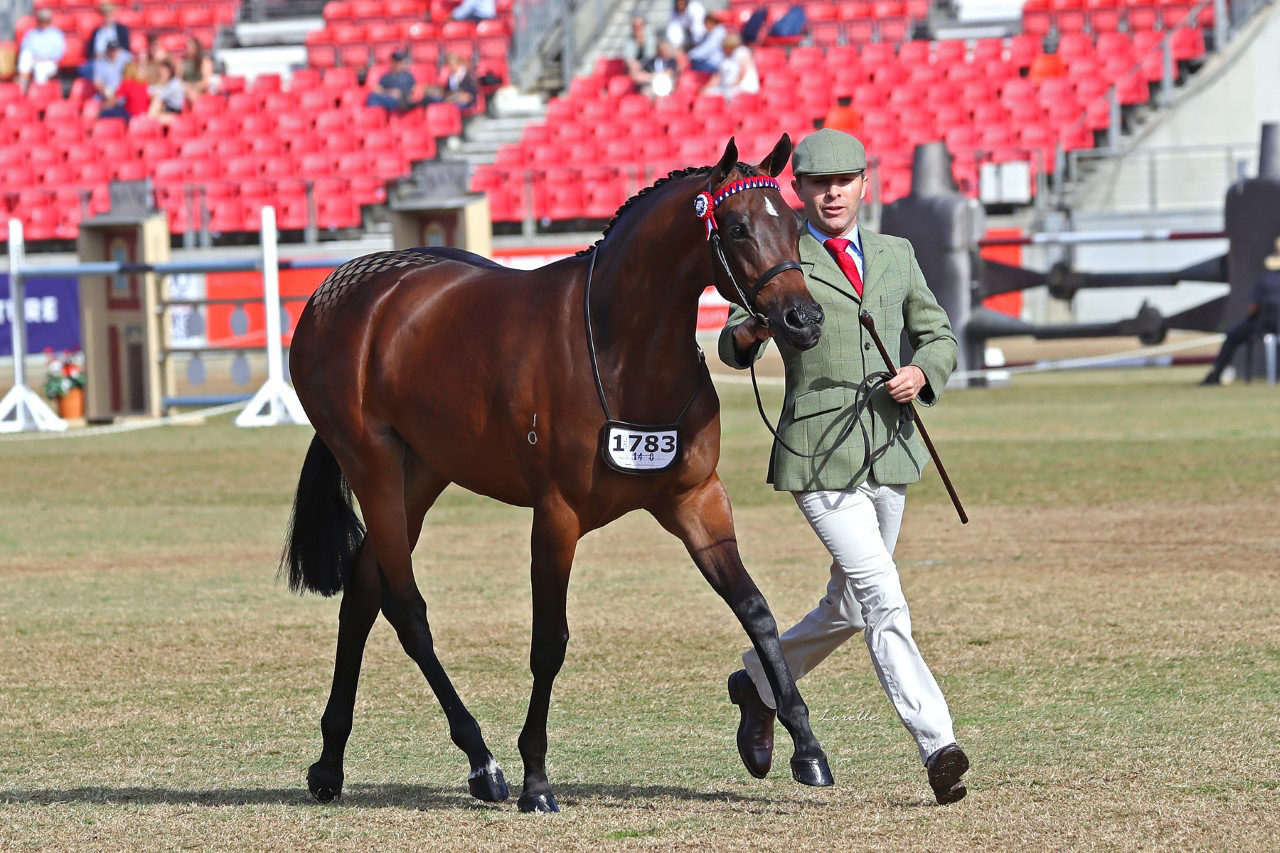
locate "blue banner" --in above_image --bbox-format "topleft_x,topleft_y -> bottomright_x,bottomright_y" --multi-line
0,276 -> 82,355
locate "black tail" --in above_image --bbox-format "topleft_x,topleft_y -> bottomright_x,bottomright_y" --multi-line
280,434 -> 366,596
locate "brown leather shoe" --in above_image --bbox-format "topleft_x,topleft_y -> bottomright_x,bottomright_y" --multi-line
925,743 -> 969,805
727,669 -> 776,779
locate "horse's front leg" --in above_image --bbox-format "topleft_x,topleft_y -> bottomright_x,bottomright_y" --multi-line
650,474 -> 832,786
516,499 -> 580,813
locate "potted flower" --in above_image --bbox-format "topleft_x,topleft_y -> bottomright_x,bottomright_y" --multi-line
43,349 -> 86,419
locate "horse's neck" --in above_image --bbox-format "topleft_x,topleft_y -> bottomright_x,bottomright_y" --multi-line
588,185 -> 709,405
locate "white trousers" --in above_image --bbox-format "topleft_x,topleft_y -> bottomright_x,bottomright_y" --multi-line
743,480 -> 956,765
18,52 -> 58,84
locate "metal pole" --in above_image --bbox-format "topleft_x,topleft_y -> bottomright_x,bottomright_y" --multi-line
1214,0 -> 1227,50
1107,88 -> 1121,149
184,185 -> 196,249
562,0 -> 575,91
1161,35 -> 1175,104
1266,333 -> 1277,385
304,180 -> 318,245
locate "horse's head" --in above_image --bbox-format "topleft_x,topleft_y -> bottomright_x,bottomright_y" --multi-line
700,136 -> 824,351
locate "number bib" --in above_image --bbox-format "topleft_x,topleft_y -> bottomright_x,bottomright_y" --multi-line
600,421 -> 683,474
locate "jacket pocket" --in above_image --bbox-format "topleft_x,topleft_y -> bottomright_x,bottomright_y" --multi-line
792,386 -> 853,420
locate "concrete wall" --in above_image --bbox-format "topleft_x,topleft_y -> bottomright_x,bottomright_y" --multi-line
1076,5 -> 1280,212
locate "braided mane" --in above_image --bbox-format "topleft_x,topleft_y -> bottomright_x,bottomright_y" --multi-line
576,161 -> 764,257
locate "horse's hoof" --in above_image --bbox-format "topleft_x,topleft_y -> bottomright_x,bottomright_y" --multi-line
467,763 -> 510,803
307,762 -> 344,802
517,790 -> 560,813
791,755 -> 834,787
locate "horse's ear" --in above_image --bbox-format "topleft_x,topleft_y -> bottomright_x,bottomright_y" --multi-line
756,134 -> 792,178
711,137 -> 739,187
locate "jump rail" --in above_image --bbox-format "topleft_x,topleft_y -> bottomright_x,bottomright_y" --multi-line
1,207 -> 350,433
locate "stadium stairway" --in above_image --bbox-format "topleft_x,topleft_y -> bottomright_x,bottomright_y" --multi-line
452,104 -> 548,171
576,0 -> 674,80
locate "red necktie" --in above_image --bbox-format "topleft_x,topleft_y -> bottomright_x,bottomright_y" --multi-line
823,237 -> 864,297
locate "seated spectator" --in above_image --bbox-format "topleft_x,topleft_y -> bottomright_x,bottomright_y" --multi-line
181,35 -> 218,98
424,52 -> 479,111
665,0 -> 706,53
686,11 -> 727,73
740,7 -> 769,45
766,4 -> 808,40
366,49 -> 422,112
18,9 -> 66,89
93,40 -> 129,99
138,33 -> 171,85
86,2 -> 131,77
100,61 -> 149,121
451,0 -> 497,22
631,41 -> 681,98
701,33 -> 759,99
149,60 -> 185,122
623,15 -> 656,78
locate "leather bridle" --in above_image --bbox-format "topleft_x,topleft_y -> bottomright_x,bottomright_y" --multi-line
693,174 -> 802,326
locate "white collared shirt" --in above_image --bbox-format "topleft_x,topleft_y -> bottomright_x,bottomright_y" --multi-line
809,221 -> 864,279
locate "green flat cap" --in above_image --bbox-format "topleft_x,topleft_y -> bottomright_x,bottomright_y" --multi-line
792,129 -> 867,175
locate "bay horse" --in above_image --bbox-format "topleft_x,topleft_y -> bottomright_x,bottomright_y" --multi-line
283,136 -> 830,812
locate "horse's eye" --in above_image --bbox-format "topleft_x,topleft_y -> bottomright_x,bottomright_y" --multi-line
730,223 -> 749,239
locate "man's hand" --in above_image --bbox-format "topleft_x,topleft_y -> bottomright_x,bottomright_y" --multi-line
731,316 -> 774,352
885,365 -> 927,403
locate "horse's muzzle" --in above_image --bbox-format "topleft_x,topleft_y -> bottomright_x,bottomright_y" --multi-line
779,302 -> 824,351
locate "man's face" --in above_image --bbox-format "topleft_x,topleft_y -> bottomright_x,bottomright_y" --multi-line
791,172 -> 868,237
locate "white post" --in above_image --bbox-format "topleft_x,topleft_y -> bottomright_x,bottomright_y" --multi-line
1265,333 -> 1277,385
235,206 -> 310,427
0,219 -> 67,433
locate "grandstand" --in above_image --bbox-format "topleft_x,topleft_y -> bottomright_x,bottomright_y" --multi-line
0,0 -> 1271,247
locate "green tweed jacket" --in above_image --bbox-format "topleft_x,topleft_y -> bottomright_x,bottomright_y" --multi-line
718,226 -> 958,491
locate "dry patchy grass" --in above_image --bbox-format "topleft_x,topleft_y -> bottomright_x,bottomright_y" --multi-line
1,367 -> 1278,850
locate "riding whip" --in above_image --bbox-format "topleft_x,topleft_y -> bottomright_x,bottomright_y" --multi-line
858,311 -> 968,524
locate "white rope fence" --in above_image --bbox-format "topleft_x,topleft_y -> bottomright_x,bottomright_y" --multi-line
0,400 -> 249,442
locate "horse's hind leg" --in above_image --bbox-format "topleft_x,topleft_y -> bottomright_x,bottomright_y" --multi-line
306,453 -> 453,802
307,541 -> 380,801
345,435 -> 508,803
516,500 -> 580,813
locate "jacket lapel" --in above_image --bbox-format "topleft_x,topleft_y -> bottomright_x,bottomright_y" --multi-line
859,228 -> 888,302
799,231 -> 861,303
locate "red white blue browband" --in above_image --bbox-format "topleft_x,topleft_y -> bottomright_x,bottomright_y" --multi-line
693,177 -> 781,239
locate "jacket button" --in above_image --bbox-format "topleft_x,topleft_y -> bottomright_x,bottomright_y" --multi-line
864,342 -> 871,351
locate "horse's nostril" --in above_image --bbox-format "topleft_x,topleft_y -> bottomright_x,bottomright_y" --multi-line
788,304 -> 824,330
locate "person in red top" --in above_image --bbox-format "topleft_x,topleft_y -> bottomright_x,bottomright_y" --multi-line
100,61 -> 150,121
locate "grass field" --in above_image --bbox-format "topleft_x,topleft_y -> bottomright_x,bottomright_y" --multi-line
1,366 -> 1278,850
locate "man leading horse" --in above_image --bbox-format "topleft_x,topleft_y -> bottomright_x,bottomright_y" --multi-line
718,129 -> 971,805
